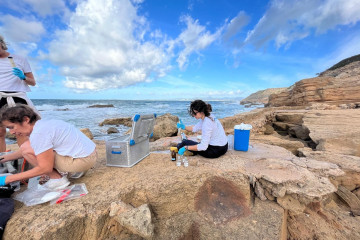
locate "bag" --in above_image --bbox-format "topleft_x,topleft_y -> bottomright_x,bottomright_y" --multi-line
0,198 -> 14,239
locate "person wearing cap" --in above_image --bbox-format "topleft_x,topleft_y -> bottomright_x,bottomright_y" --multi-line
177,99 -> 228,158
0,35 -> 39,152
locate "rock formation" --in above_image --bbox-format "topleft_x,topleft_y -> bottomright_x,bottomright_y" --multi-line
240,87 -> 287,105
267,56 -> 360,107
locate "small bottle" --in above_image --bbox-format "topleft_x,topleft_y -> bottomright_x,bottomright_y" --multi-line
176,155 -> 182,167
171,150 -> 176,161
170,147 -> 177,161
183,157 -> 189,167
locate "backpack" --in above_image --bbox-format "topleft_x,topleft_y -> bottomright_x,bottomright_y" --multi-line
0,197 -> 15,239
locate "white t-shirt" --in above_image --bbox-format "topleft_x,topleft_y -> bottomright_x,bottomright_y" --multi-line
192,114 -> 228,151
30,119 -> 96,158
0,54 -> 32,92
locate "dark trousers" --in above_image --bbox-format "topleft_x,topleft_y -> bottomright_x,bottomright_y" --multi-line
177,139 -> 228,159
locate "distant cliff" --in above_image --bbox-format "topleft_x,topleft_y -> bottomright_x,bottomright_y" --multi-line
267,54 -> 360,107
240,88 -> 288,105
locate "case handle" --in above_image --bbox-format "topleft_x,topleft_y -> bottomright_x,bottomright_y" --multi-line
111,151 -> 122,154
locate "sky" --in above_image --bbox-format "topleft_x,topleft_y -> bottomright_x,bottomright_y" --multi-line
1,0 -> 360,100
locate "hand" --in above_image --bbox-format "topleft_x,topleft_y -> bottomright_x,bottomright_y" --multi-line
178,146 -> 186,155
13,67 -> 26,80
177,119 -> 185,130
0,176 -> 7,186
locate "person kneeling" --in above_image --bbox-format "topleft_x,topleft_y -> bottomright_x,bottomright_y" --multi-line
0,105 -> 97,190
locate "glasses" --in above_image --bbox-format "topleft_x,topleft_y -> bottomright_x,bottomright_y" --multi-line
192,110 -> 200,116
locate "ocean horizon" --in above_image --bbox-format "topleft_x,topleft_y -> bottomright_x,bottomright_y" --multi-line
8,99 -> 261,142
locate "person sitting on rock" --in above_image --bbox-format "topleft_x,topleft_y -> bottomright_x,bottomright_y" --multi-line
0,105 -> 97,189
177,99 -> 228,158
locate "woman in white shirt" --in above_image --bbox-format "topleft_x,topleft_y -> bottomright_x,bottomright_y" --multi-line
0,35 -> 39,152
0,105 -> 97,190
177,100 -> 228,158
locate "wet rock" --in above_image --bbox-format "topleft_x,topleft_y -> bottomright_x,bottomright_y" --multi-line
88,104 -> 114,108
107,127 -> 119,134
99,117 -> 132,127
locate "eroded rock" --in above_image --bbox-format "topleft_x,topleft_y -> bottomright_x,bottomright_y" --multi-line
110,201 -> 154,239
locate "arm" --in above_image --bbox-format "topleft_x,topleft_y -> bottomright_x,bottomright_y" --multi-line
4,149 -> 54,184
24,72 -> 36,86
0,149 -> 23,163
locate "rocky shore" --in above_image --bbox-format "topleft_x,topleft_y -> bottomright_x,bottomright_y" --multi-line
3,56 -> 360,239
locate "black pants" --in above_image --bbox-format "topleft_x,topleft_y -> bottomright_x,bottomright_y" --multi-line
177,139 -> 228,159
0,96 -> 27,109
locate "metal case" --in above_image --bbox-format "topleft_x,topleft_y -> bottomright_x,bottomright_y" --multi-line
106,114 -> 156,167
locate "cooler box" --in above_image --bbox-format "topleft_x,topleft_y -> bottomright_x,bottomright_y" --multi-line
106,114 -> 156,167
234,123 -> 252,151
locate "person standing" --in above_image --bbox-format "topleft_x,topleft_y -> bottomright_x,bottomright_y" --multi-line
177,100 -> 228,158
0,35 -> 39,151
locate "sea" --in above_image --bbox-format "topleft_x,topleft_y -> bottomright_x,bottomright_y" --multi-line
11,99 -> 261,142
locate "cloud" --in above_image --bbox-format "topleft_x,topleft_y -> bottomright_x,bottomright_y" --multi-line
222,11 -> 250,43
176,15 -> 223,70
45,0 -> 170,91
0,15 -> 45,42
23,0 -> 68,17
245,0 -> 360,49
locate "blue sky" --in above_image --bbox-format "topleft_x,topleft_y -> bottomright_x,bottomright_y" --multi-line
1,0 -> 359,100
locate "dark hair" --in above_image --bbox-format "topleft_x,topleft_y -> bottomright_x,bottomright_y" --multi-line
0,105 -> 40,124
188,100 -> 212,117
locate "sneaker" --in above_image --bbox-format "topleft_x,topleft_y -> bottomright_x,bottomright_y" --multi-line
68,171 -> 87,179
42,176 -> 70,190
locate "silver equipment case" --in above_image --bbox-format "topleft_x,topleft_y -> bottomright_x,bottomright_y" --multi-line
106,114 -> 156,167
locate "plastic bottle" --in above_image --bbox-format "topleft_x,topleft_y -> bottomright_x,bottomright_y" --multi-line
176,155 -> 182,167
181,132 -> 187,140
183,156 -> 189,167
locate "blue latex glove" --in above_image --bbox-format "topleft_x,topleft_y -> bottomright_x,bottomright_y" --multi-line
13,67 -> 26,80
0,176 -> 7,186
178,146 -> 186,155
177,119 -> 185,130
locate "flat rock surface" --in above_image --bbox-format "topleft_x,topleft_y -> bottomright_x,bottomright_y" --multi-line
4,140 -> 342,239
303,109 -> 360,156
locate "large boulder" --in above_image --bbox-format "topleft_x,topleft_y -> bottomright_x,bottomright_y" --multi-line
152,113 -> 179,140
99,117 -> 132,127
